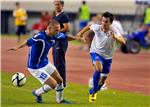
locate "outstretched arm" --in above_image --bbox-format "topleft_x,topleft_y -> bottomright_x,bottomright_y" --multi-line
112,34 -> 126,45
8,40 -> 27,51
76,24 -> 91,37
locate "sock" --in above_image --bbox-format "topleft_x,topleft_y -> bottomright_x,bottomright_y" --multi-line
89,70 -> 101,94
55,83 -> 64,103
97,84 -> 103,91
35,84 -> 52,96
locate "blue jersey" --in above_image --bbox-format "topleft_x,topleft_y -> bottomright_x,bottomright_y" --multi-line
26,31 -> 66,69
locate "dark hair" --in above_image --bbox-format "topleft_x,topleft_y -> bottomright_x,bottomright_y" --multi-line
15,2 -> 20,6
102,11 -> 114,23
54,0 -> 64,6
47,19 -> 59,27
82,1 -> 86,4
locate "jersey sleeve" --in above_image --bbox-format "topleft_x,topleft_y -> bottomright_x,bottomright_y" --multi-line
56,33 -> 67,39
112,25 -> 122,37
62,14 -> 69,23
90,24 -> 100,32
26,33 -> 42,47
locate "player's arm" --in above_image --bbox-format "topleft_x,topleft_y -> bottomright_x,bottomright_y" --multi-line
67,35 -> 77,41
76,24 -> 91,37
8,40 -> 27,51
112,34 -> 126,45
59,23 -> 70,33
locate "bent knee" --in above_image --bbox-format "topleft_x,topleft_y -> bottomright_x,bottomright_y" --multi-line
93,61 -> 103,72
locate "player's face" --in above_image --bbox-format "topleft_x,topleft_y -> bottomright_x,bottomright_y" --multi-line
48,24 -> 60,36
54,1 -> 63,13
101,17 -> 112,31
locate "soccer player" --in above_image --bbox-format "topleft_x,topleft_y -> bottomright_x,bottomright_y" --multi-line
52,0 -> 71,103
76,12 -> 126,102
13,2 -> 28,43
8,20 -> 76,104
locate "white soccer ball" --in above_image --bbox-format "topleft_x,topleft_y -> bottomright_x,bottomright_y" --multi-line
12,72 -> 26,87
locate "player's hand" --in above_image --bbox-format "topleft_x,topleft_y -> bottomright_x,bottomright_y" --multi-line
76,36 -> 86,43
111,32 -> 115,38
7,47 -> 18,51
75,36 -> 82,41
76,34 -> 82,38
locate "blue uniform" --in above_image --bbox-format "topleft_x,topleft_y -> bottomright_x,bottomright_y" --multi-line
26,31 -> 66,69
53,12 -> 70,87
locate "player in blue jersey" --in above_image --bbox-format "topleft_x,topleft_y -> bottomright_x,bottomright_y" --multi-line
8,19 -> 75,104
76,12 -> 126,102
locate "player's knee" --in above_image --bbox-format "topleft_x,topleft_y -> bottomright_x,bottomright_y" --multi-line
46,79 -> 57,89
94,61 -> 103,72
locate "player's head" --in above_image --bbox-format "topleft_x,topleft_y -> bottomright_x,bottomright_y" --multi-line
101,11 -> 114,30
15,2 -> 20,9
46,19 -> 60,36
54,0 -> 64,13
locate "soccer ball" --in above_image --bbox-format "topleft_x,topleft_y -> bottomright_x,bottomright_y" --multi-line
11,72 -> 26,87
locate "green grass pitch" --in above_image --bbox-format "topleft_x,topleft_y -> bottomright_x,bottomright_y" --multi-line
1,72 -> 150,107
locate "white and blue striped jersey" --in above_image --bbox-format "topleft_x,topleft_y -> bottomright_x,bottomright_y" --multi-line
26,31 -> 67,69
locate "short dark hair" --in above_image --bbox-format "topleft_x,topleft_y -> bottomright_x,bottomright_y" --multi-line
82,1 -> 86,4
54,0 -> 64,6
15,2 -> 20,6
47,19 -> 59,27
102,11 -> 114,23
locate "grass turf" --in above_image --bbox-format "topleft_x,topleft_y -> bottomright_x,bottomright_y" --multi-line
1,72 -> 150,107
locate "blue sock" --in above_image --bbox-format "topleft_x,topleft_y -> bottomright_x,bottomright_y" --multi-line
89,71 -> 101,94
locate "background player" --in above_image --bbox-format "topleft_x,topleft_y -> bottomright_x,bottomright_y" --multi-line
52,0 -> 71,103
13,2 -> 28,43
76,11 -> 126,102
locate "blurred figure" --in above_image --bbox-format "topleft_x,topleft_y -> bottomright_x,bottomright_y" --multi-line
13,2 -> 28,43
144,5 -> 150,40
52,0 -> 71,104
112,17 -> 125,35
78,1 -> 90,30
32,11 -> 52,33
144,5 -> 150,25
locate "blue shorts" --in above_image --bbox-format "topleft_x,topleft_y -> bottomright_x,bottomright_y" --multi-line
16,25 -> 26,36
90,53 -> 112,76
80,20 -> 89,30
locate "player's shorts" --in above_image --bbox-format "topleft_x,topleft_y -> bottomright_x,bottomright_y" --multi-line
80,20 -> 89,30
90,52 -> 112,76
16,25 -> 26,36
28,62 -> 56,84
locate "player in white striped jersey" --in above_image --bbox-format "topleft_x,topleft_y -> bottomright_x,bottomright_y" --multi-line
76,11 -> 126,102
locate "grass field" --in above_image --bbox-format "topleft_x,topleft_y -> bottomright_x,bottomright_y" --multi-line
1,72 -> 150,107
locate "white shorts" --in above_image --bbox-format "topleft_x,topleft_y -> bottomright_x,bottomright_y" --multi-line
28,63 -> 56,84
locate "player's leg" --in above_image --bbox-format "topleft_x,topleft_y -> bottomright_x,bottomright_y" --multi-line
89,53 -> 103,102
16,26 -> 21,43
97,76 -> 107,91
97,58 -> 112,91
28,68 -> 57,103
52,40 -> 71,104
51,69 -> 64,103
52,39 -> 68,87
